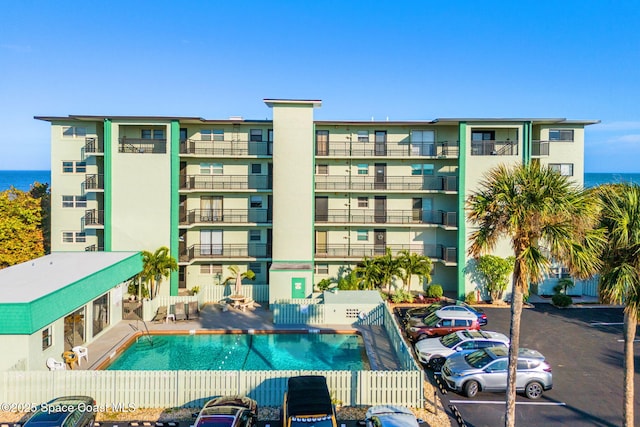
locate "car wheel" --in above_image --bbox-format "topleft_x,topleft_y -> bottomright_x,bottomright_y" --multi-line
430,357 -> 446,372
463,380 -> 479,398
525,381 -> 544,399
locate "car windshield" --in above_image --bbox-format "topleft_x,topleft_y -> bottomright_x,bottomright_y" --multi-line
464,349 -> 494,369
196,416 -> 235,427
290,419 -> 335,427
440,333 -> 463,348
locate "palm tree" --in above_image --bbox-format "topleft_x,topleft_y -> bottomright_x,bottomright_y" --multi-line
597,183 -> 640,427
467,163 -> 603,427
223,265 -> 256,295
397,250 -> 432,291
141,246 -> 178,299
376,247 -> 402,294
354,256 -> 382,290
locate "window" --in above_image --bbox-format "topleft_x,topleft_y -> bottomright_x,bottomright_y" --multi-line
200,264 -> 223,274
357,197 -> 368,208
549,163 -> 574,176
63,161 -> 86,173
76,232 -> 86,242
42,327 -> 52,350
153,129 -> 164,139
201,129 -> 225,141
141,129 -> 165,139
549,129 -> 574,142
62,231 -> 85,243
316,264 -> 329,274
357,230 -> 368,241
249,262 -> 262,274
75,161 -> 86,173
250,129 -> 263,142
357,131 -> 369,142
411,164 -> 435,175
62,161 -> 74,173
250,196 -> 263,208
249,230 -> 261,241
200,162 -> 223,174
251,164 -> 262,174
141,129 -> 151,139
62,195 -> 86,208
357,164 -> 369,175
92,293 -> 109,337
316,164 -> 328,175
62,126 -> 87,138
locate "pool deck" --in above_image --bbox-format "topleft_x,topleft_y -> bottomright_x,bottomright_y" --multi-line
78,303 -> 402,371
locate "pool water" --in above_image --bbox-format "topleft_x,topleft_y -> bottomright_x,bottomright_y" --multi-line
106,333 -> 368,371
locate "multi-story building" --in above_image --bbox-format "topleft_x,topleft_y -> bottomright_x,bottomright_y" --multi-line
36,99 -> 597,302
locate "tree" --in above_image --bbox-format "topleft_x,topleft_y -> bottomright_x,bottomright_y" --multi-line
466,163 -> 603,427
354,256 -> 382,290
597,183 -> 640,427
141,246 -> 178,299
0,186 -> 47,268
397,249 -> 432,291
375,247 -> 402,294
475,255 -> 515,302
223,265 -> 256,292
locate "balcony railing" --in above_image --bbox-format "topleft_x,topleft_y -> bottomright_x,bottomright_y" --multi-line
118,137 -> 167,154
84,174 -> 104,191
315,209 -> 457,227
84,137 -> 103,154
180,140 -> 272,156
315,175 -> 458,192
315,141 -> 459,158
180,175 -> 272,190
314,243 -> 457,264
470,140 -> 518,156
180,244 -> 271,261
85,209 -> 104,226
180,209 -> 271,224
84,244 -> 104,251
531,140 -> 550,156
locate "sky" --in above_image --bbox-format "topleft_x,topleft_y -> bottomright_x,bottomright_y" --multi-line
1,0 -> 639,172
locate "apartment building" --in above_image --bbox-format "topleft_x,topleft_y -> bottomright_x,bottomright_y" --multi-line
36,99 -> 596,302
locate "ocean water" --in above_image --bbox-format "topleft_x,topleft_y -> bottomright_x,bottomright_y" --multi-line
0,170 -> 50,192
583,172 -> 640,188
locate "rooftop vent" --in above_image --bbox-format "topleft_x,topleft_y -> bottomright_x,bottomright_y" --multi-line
229,116 -> 243,121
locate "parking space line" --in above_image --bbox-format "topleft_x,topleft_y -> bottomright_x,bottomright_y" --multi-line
616,339 -> 640,342
590,322 -> 623,326
449,400 -> 566,406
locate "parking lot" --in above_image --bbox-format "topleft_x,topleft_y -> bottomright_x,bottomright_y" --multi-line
400,304 -> 640,427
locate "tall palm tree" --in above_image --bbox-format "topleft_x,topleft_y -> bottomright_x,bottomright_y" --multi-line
354,256 -> 382,290
397,250 -> 432,291
376,247 -> 402,294
467,163 -> 603,427
141,246 -> 178,299
223,265 -> 256,294
597,183 -> 640,427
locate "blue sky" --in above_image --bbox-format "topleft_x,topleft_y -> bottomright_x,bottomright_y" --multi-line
1,0 -> 639,172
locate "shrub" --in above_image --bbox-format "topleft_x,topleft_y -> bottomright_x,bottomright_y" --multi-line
465,291 -> 477,304
317,278 -> 333,291
425,284 -> 443,299
391,289 -> 414,303
552,293 -> 572,307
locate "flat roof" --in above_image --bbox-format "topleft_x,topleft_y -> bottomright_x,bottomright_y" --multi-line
323,290 -> 383,304
0,252 -> 139,303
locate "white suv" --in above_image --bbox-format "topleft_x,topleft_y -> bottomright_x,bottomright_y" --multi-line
414,330 -> 509,371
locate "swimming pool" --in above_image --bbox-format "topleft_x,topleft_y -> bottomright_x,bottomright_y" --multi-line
105,332 -> 369,371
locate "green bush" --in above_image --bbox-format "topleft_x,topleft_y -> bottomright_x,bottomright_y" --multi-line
391,289 -> 414,303
317,278 -> 333,291
425,284 -> 443,299
552,293 -> 572,307
465,291 -> 477,304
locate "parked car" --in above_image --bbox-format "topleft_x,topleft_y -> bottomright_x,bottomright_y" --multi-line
405,301 -> 487,326
361,405 -> 422,427
414,330 -> 509,371
405,309 -> 480,341
441,347 -> 553,399
23,396 -> 96,427
283,375 -> 337,427
192,395 -> 258,427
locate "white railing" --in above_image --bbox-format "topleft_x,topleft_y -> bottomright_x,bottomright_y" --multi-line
271,299 -> 326,324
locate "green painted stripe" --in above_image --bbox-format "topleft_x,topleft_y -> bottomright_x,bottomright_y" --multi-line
104,119 -> 112,251
457,122 -> 467,300
170,121 -> 180,295
312,122 -> 316,287
523,121 -> 532,165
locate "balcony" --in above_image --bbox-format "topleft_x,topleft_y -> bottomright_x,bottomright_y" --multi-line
531,140 -> 550,156
180,209 -> 271,225
315,141 -> 459,158
470,140 -> 518,156
180,175 -> 272,191
314,243 -> 457,264
315,209 -> 457,227
84,209 -> 104,227
118,137 -> 167,154
84,137 -> 103,154
180,140 -> 272,156
315,175 -> 458,192
84,174 -> 104,191
180,243 -> 271,262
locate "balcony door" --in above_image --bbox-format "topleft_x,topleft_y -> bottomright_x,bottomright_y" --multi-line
315,230 -> 328,255
316,130 -> 329,156
201,230 -> 222,255
374,163 -> 387,189
315,196 -> 328,222
201,196 -> 222,222
374,196 -> 387,223
375,131 -> 387,156
374,229 -> 386,255
411,130 -> 435,156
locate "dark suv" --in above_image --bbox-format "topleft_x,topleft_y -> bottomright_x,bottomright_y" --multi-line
283,375 -> 337,427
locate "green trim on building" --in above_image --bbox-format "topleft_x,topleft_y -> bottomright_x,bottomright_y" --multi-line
311,122 -> 316,287
104,119 -> 112,251
457,122 -> 467,300
170,121 -> 180,295
523,121 -> 532,165
0,253 -> 141,335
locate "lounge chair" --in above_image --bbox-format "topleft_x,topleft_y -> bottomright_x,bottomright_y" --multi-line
187,301 -> 200,319
46,357 -> 66,371
174,302 -> 187,321
152,305 -> 168,322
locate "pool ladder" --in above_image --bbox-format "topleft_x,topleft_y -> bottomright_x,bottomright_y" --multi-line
130,320 -> 154,346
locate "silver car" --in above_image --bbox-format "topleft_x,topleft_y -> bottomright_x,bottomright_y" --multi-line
441,347 -> 553,399
362,405 -> 422,427
414,330 -> 509,371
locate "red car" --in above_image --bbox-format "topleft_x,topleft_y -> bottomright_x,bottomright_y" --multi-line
405,309 -> 480,341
